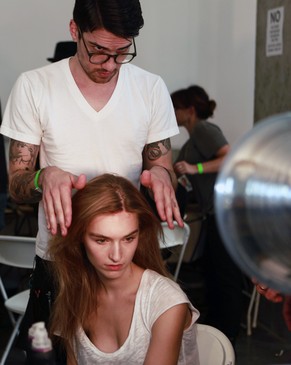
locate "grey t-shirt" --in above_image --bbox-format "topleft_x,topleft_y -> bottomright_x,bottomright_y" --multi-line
176,120 -> 228,215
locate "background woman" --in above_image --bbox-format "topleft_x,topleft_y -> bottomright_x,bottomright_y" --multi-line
171,85 -> 243,346
48,173 -> 199,364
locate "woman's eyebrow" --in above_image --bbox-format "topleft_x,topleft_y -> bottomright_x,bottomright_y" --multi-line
124,229 -> 139,237
88,233 -> 108,239
88,229 -> 138,239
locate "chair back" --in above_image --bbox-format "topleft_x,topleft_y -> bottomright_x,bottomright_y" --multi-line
0,235 -> 35,269
159,221 -> 190,281
196,324 -> 235,365
159,221 -> 190,249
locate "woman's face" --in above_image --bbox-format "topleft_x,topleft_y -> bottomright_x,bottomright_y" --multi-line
174,107 -> 192,126
83,211 -> 139,281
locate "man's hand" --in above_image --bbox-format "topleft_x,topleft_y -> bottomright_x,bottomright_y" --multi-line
140,167 -> 183,229
39,166 -> 86,236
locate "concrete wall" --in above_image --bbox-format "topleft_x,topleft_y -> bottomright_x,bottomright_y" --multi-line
255,0 -> 291,122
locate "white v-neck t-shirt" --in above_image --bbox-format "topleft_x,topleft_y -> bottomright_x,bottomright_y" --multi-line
74,270 -> 200,365
1,60 -> 179,258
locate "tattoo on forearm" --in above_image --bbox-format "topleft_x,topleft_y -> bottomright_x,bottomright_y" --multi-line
10,171 -> 40,203
145,138 -> 171,161
10,140 -> 38,168
9,140 -> 41,203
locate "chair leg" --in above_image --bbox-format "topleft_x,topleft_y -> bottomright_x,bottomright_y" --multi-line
247,286 -> 257,336
173,240 -> 188,282
0,314 -> 23,365
0,278 -> 16,326
252,291 -> 261,328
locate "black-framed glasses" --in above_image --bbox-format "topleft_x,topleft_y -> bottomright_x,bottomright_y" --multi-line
79,30 -> 137,65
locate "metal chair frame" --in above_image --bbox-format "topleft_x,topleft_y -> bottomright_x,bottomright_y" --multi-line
0,235 -> 35,365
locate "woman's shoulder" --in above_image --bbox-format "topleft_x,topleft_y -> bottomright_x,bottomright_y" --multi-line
193,120 -> 227,146
140,270 -> 199,327
142,269 -> 175,284
195,119 -> 222,133
142,270 -> 189,302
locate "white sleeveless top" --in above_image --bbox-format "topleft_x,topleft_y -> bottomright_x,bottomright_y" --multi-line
73,270 -> 200,364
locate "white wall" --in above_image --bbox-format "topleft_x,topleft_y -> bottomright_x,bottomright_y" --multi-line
0,0 -> 257,149
136,0 -> 257,147
0,0 -> 74,108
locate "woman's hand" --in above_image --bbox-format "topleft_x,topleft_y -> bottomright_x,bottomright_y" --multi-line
174,161 -> 196,175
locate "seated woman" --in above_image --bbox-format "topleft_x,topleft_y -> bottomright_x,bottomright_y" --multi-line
48,173 -> 200,365
171,85 -> 243,345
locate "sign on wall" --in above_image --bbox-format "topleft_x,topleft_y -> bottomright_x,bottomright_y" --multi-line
266,6 -> 284,57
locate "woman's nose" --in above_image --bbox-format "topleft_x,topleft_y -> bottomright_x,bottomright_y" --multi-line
109,242 -> 121,262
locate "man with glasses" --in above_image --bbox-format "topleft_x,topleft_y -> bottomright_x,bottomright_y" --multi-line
0,0 -> 182,359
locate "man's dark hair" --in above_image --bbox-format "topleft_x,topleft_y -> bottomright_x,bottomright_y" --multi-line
73,0 -> 144,37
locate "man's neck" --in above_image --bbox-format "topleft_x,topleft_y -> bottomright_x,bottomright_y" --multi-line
69,56 -> 119,112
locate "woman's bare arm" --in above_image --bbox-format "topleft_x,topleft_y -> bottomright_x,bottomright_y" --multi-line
144,303 -> 190,365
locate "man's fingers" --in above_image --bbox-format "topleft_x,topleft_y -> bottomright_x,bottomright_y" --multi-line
163,192 -> 183,229
41,170 -> 86,236
140,168 -> 183,228
172,200 -> 184,227
153,184 -> 183,229
43,186 -> 71,236
140,170 -> 152,189
43,193 -> 58,235
60,187 -> 73,229
73,173 -> 87,190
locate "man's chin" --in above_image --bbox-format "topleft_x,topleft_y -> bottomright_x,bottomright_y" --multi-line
93,70 -> 118,84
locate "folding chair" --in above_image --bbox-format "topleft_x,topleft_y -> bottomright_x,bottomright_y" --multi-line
159,221 -> 190,281
0,235 -> 35,365
196,323 -> 235,365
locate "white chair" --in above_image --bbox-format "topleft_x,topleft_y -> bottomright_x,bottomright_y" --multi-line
159,221 -> 190,281
196,324 -> 235,365
0,235 -> 35,365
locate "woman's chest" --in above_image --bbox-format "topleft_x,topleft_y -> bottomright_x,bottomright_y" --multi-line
85,297 -> 136,353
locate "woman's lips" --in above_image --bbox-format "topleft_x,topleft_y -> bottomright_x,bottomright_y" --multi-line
106,264 -> 123,271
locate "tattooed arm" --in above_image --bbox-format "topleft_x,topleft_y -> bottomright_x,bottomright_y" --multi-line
9,139 -> 41,204
143,138 -> 177,189
9,139 -> 87,236
140,138 -> 183,228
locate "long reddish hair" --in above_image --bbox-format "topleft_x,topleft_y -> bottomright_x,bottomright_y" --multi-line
48,173 -> 168,352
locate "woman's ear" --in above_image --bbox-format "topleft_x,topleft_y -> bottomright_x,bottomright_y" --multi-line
188,106 -> 196,116
188,106 -> 198,122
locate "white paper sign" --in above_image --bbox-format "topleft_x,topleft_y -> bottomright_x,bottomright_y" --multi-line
266,6 -> 284,57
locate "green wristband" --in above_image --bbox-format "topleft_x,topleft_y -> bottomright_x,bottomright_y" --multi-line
197,163 -> 204,174
34,169 -> 43,193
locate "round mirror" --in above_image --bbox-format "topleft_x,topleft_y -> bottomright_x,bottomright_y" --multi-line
215,112 -> 291,293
